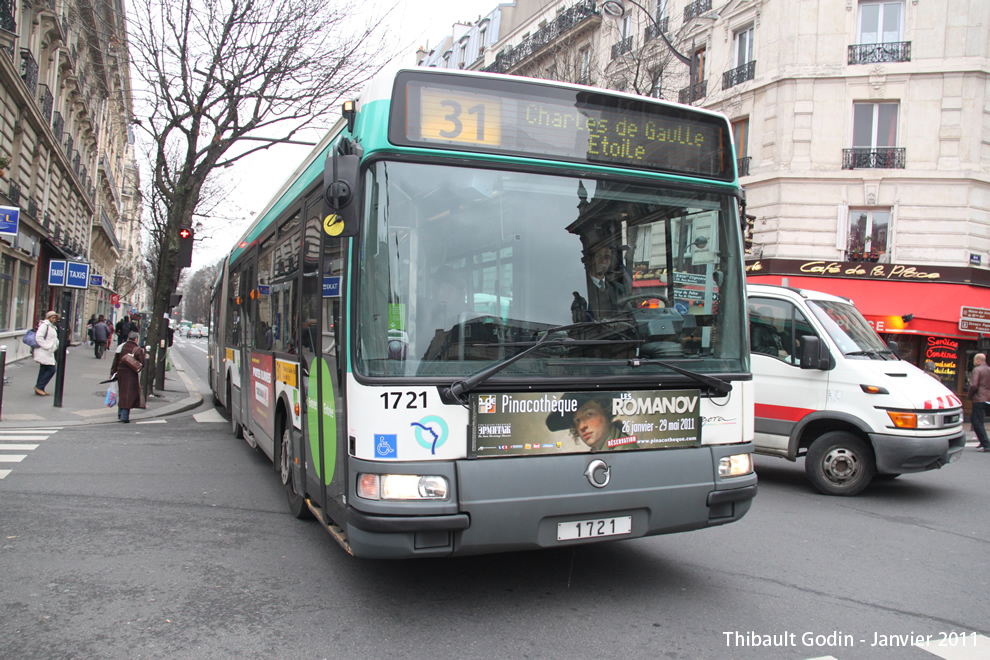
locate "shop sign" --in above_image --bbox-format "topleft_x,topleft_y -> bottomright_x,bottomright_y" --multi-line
90,274 -> 103,287
959,306 -> 990,334
0,206 -> 19,236
65,261 -> 90,289
746,258 -> 990,287
925,337 -> 958,381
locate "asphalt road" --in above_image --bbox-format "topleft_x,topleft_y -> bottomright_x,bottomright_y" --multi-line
1,337 -> 987,659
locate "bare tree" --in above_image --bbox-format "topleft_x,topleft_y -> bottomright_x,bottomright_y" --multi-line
126,0 -> 388,392
179,261 -> 222,323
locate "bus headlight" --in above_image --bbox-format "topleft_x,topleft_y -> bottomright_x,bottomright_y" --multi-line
357,473 -> 449,501
718,453 -> 753,478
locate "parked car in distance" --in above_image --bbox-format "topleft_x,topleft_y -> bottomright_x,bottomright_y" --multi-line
189,324 -> 204,338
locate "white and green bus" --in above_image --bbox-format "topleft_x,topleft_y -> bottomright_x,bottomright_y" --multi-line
209,67 -> 756,558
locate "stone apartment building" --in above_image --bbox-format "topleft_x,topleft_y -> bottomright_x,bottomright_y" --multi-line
419,0 -> 989,403
0,0 -> 143,360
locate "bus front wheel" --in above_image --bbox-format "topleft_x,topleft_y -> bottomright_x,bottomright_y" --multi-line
280,425 -> 311,519
805,431 -> 875,496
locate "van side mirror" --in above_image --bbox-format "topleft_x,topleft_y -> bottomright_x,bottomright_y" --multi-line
887,340 -> 899,356
799,335 -> 830,370
322,152 -> 361,238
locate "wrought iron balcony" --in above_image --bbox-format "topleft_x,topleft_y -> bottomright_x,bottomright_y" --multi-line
7,181 -> 19,205
20,48 -> 39,97
737,156 -> 751,177
678,78 -> 707,104
52,111 -> 64,143
684,0 -> 712,22
38,83 -> 53,122
723,60 -> 756,90
73,152 -> 80,175
848,41 -> 911,65
65,134 -> 73,157
43,211 -> 52,230
644,17 -> 669,44
27,196 -> 39,219
842,147 -> 906,169
485,0 -> 599,74
99,208 -> 120,251
611,35 -> 633,59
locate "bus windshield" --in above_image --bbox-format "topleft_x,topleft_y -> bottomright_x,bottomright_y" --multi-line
357,161 -> 746,380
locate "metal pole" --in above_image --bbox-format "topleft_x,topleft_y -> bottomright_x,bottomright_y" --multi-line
0,345 -> 6,420
53,324 -> 68,407
155,338 -> 166,390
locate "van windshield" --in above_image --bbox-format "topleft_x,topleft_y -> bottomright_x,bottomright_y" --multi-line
807,299 -> 894,359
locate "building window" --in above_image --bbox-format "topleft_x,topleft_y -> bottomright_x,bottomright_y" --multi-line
858,1 -> 902,44
579,47 -> 591,84
850,0 -> 909,63
844,102 -> 904,168
735,26 -> 754,67
0,255 -> 13,332
15,261 -> 31,329
854,102 -> 897,148
847,209 -> 890,262
733,118 -> 750,176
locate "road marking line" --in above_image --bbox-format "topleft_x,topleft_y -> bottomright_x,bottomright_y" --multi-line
0,429 -> 61,434
136,420 -> 167,424
0,469 -> 10,479
0,435 -> 53,441
194,409 -> 225,423
0,455 -> 27,462
0,444 -> 40,450
915,634 -> 990,659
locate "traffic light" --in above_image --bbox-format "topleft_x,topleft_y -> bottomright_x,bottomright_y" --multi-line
177,227 -> 194,268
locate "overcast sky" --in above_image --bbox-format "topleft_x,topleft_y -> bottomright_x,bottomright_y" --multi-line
186,0 -> 499,271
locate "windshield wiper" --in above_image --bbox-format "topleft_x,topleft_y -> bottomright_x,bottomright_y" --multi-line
442,318 -> 634,404
845,349 -> 893,357
626,358 -> 732,396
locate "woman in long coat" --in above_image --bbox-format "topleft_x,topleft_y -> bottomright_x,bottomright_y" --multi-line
110,331 -> 146,423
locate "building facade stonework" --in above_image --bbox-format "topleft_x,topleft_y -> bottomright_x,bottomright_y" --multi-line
0,0 -> 143,360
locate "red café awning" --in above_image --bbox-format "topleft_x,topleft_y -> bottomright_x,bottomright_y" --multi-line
747,274 -> 983,339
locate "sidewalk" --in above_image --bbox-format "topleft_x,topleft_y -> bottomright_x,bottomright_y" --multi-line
0,342 -> 202,428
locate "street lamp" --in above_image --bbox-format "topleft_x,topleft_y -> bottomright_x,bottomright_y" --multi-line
601,0 -> 698,104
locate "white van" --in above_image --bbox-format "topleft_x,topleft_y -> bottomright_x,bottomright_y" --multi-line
747,284 -> 965,495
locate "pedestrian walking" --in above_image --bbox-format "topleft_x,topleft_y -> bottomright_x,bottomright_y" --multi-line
33,311 -> 60,396
968,352 -> 990,452
110,331 -> 146,423
86,314 -> 96,345
115,315 -> 131,346
93,314 -> 111,358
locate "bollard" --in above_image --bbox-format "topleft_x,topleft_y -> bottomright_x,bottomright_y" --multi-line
0,345 -> 6,420
155,338 -> 166,390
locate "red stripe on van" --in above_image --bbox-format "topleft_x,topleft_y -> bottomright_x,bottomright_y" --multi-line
755,403 -> 815,422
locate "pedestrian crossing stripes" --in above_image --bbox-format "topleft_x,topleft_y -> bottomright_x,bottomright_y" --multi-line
0,428 -> 61,479
809,634 -> 990,660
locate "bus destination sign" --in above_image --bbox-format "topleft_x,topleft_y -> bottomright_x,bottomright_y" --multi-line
393,72 -> 732,181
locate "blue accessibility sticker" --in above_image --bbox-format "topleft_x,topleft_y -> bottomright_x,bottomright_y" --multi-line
374,433 -> 398,458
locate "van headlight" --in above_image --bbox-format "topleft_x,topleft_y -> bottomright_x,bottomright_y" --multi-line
357,473 -> 449,501
718,453 -> 753,478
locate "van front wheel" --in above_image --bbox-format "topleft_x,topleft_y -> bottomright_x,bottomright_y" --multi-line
805,431 -> 875,496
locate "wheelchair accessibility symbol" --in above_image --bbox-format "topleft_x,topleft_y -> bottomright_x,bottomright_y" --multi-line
410,416 -> 449,455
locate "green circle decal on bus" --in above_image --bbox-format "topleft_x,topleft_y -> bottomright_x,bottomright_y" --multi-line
306,357 -> 337,484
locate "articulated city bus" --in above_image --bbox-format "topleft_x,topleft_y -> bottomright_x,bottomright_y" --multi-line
208,67 -> 756,558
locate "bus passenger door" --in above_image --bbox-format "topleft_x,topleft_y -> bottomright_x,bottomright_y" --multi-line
300,196 -> 347,516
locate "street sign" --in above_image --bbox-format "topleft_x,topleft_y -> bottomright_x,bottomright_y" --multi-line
111,294 -> 120,306
323,276 -> 341,297
65,261 -> 90,289
90,274 -> 103,287
0,205 -> 19,236
48,260 -> 66,286
960,306 -> 990,334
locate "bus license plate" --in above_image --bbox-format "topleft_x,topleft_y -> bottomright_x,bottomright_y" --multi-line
557,516 -> 632,541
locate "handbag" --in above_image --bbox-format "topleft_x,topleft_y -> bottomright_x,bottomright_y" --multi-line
121,352 -> 143,372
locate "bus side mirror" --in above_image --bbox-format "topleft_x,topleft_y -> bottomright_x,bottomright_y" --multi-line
322,152 -> 360,238
799,335 -> 830,370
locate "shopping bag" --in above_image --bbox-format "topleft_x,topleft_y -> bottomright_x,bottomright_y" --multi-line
105,381 -> 118,407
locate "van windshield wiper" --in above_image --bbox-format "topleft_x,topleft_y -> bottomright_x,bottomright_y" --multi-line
443,318 -> 633,404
